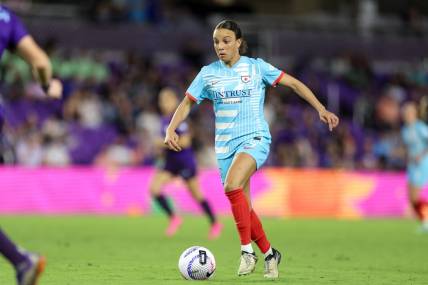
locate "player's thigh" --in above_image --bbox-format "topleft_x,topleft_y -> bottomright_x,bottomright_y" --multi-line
149,170 -> 173,194
224,152 -> 256,192
407,162 -> 428,202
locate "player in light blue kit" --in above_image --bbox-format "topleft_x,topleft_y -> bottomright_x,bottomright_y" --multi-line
401,102 -> 428,231
0,4 -> 62,285
164,20 -> 339,279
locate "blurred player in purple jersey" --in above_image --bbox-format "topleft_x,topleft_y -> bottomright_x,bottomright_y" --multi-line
401,102 -> 428,232
0,4 -> 63,285
164,20 -> 339,279
149,87 -> 223,239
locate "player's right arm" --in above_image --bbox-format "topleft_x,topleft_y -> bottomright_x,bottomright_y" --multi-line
164,95 -> 195,152
16,36 -> 62,98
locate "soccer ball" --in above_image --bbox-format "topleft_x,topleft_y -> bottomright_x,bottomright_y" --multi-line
178,246 -> 216,280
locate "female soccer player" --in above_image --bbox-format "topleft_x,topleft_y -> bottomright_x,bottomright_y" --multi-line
401,102 -> 428,231
164,20 -> 339,279
149,87 -> 223,239
1,4 -> 62,285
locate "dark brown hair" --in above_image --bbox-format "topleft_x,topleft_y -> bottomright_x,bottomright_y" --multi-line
215,20 -> 247,55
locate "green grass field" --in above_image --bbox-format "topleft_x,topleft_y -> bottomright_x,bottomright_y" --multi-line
0,216 -> 427,285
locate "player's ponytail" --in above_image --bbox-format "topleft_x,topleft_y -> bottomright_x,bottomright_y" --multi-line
239,39 -> 248,55
215,20 -> 247,55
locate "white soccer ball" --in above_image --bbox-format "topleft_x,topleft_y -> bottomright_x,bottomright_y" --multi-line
178,246 -> 216,280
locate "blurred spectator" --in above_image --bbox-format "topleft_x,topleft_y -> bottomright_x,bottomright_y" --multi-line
64,88 -> 103,129
401,4 -> 424,37
357,0 -> 377,38
95,135 -> 138,166
42,136 -> 71,166
16,131 -> 43,166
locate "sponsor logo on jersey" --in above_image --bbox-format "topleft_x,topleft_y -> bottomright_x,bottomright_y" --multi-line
210,89 -> 252,100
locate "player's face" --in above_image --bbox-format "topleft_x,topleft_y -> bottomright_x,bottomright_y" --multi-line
213,28 -> 241,64
159,89 -> 178,115
402,103 -> 418,124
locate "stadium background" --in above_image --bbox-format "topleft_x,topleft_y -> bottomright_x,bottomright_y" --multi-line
1,0 -> 428,218
1,1 -> 428,285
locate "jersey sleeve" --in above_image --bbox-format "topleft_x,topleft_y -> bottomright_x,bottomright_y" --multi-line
185,68 -> 209,104
257,58 -> 284,87
7,8 -> 28,50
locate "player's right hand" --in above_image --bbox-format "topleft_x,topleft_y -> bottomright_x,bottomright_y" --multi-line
319,109 -> 339,131
164,130 -> 182,152
46,78 -> 63,99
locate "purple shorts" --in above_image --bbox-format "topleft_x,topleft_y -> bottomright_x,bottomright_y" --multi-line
163,149 -> 197,180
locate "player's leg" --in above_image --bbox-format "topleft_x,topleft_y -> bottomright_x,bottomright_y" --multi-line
408,183 -> 423,219
408,182 -> 428,229
223,152 -> 257,275
185,177 -> 223,240
149,170 -> 174,217
149,170 -> 182,236
244,180 -> 269,254
0,229 -> 46,285
239,137 -> 281,278
0,228 -> 27,267
244,180 -> 282,279
407,162 -> 428,226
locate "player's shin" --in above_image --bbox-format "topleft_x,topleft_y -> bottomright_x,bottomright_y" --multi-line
225,188 -> 252,248
250,209 -> 271,254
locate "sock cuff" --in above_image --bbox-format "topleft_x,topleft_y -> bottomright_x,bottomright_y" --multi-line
225,188 -> 244,199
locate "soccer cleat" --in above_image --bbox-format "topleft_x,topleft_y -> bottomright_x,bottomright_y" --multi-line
264,248 -> 282,279
16,253 -> 46,285
208,222 -> 223,240
237,251 -> 258,276
165,216 -> 183,237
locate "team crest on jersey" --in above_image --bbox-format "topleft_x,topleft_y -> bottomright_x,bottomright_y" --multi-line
241,75 -> 251,83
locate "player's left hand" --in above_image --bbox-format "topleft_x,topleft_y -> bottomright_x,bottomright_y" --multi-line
46,78 -> 63,99
319,109 -> 339,131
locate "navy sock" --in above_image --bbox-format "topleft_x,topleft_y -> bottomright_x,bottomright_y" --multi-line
200,200 -> 216,224
0,229 -> 27,267
154,194 -> 174,217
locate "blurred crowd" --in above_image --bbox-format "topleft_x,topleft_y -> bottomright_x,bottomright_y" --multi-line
1,41 -> 427,171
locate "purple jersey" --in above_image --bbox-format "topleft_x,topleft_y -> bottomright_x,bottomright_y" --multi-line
0,5 -> 28,58
0,6 -> 28,127
161,116 -> 197,179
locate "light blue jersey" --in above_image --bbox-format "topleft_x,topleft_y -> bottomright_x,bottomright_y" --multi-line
402,120 -> 428,187
186,56 -> 284,159
402,120 -> 428,159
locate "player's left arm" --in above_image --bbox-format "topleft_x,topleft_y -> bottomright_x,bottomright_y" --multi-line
16,35 -> 62,98
278,73 -> 339,131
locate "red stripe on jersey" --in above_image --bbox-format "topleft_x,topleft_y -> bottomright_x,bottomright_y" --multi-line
272,71 -> 285,87
185,92 -> 197,102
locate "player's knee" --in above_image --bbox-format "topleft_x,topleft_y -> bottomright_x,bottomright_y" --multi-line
223,181 -> 244,193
